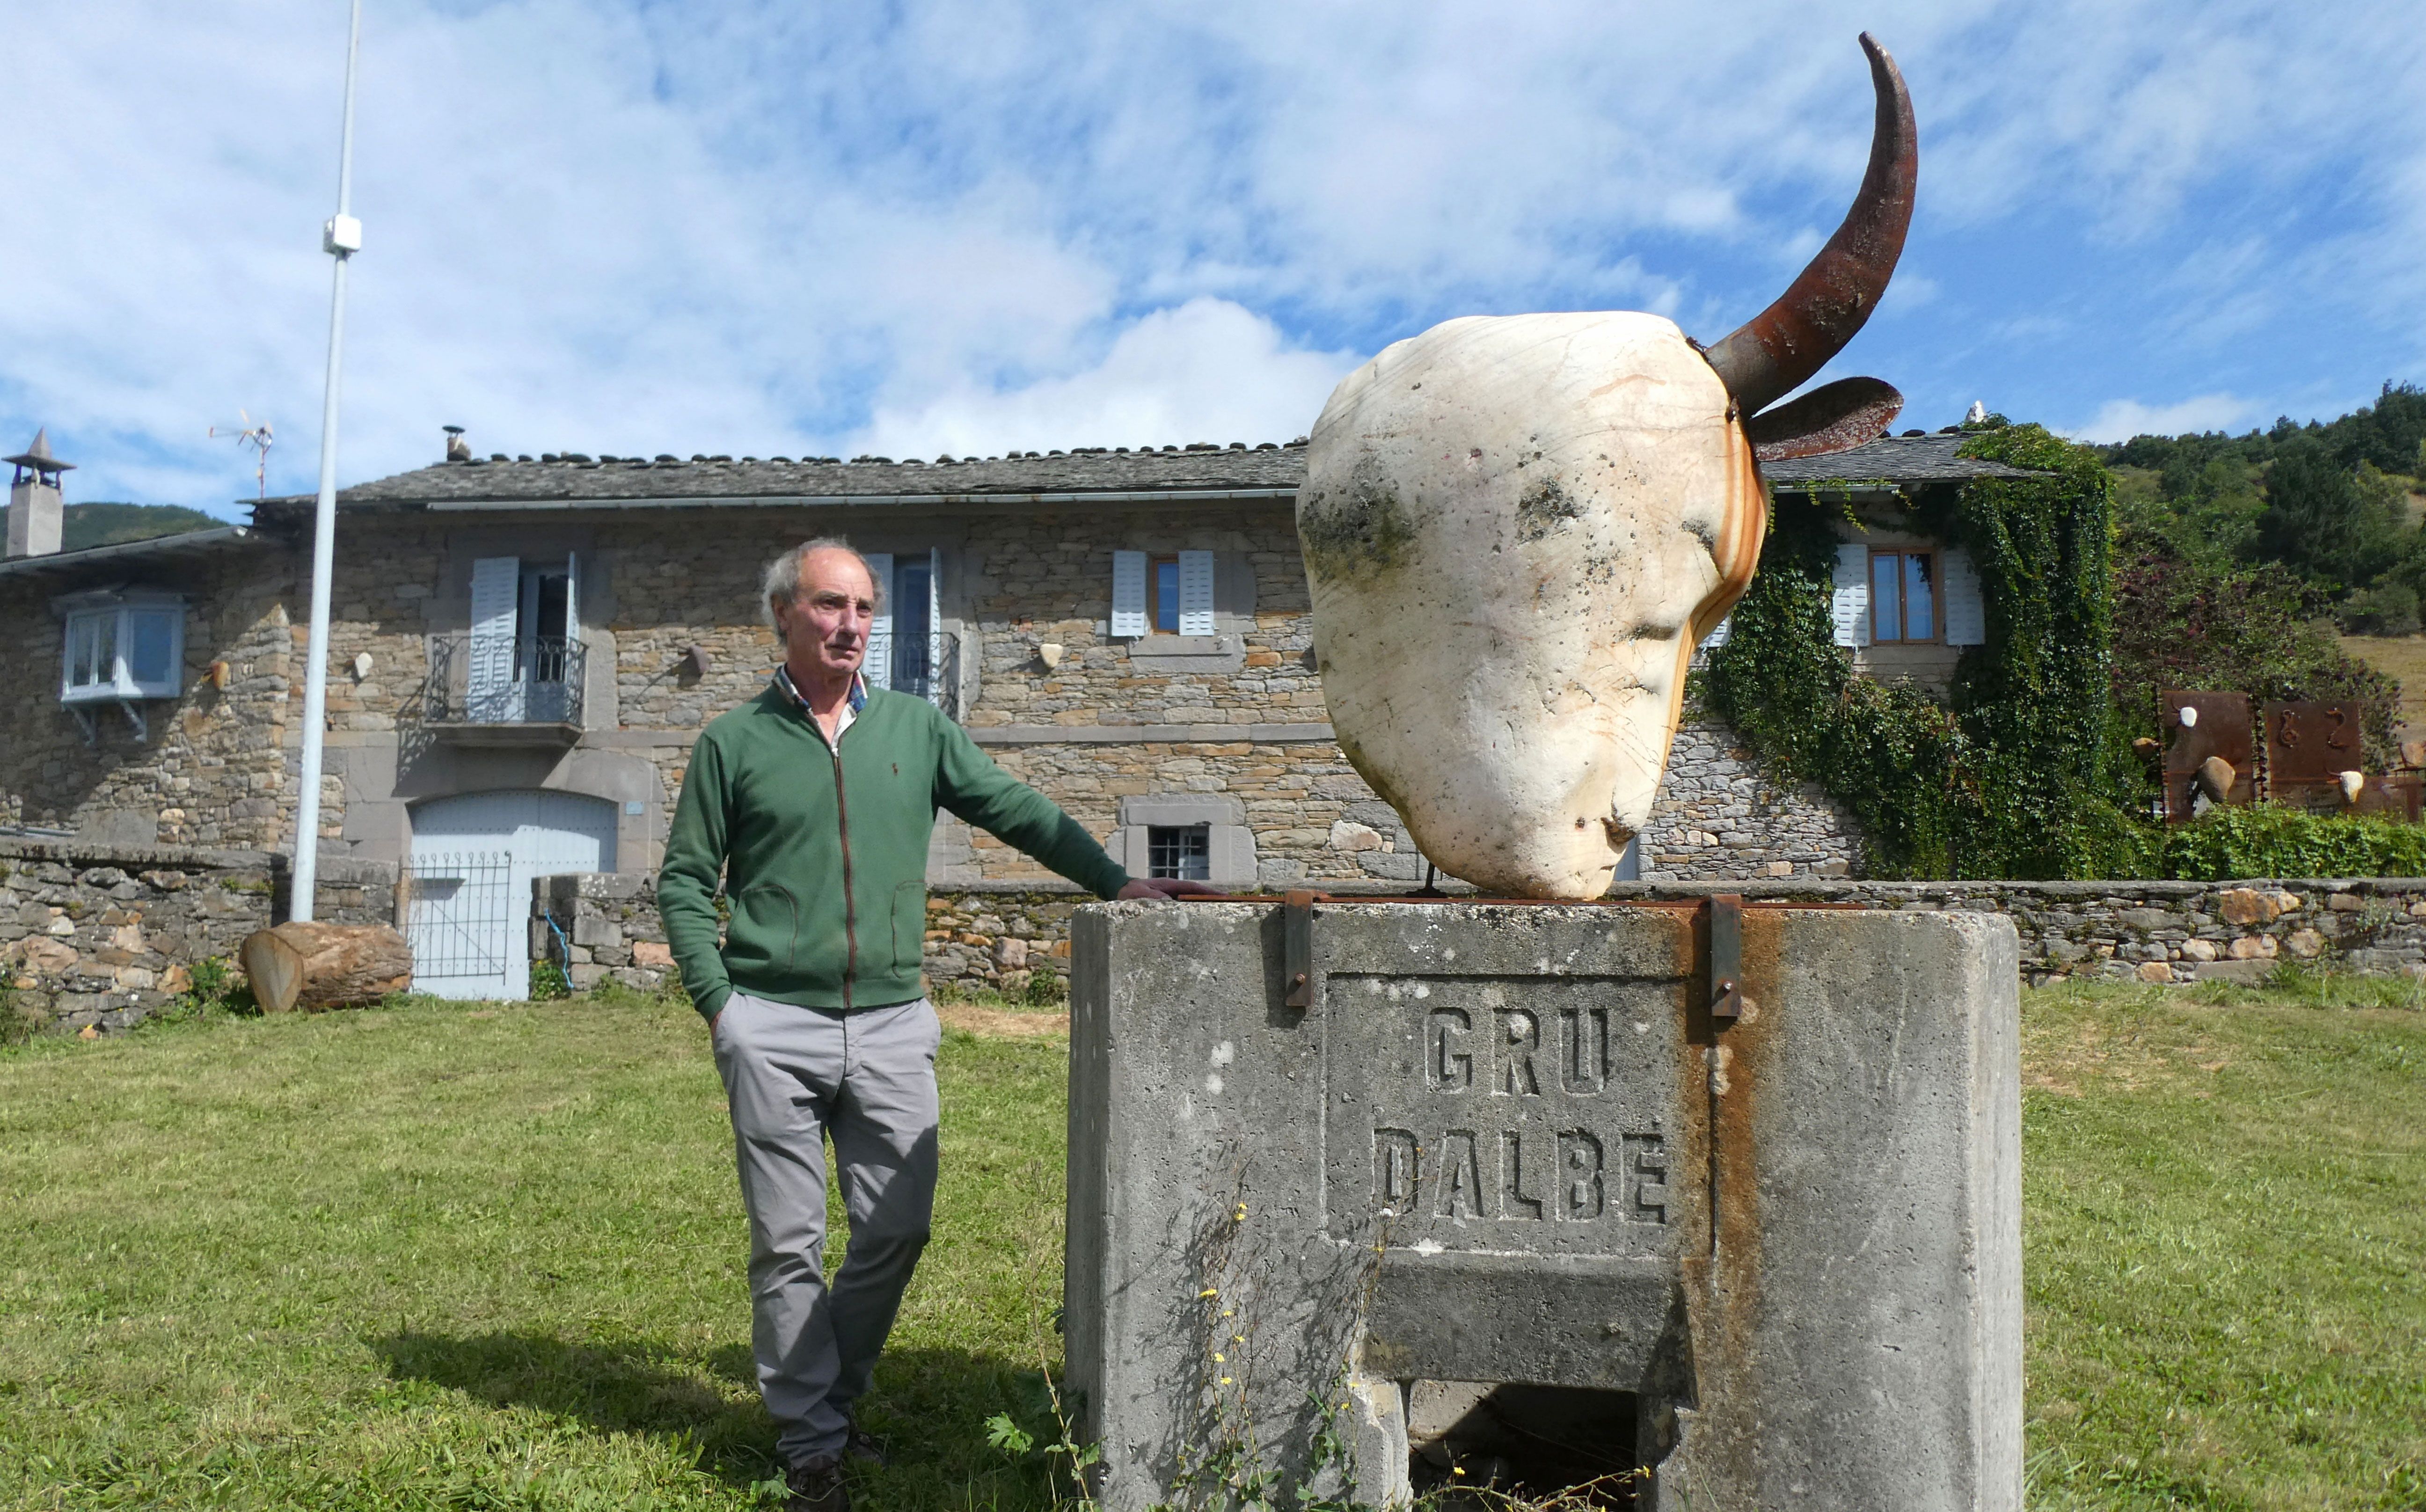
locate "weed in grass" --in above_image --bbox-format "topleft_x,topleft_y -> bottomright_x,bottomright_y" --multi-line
581,971 -> 696,1014
530,958 -> 572,1001
0,979 -> 29,1047
984,1365 -> 1100,1511
935,978 -> 1069,1020
1154,1164 -> 1392,1512
146,953 -> 259,1030
186,952 -> 241,1009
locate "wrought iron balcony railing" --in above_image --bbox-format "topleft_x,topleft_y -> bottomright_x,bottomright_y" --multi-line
419,633 -> 587,734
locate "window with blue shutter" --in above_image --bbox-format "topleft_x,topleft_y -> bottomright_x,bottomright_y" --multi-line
1111,551 -> 1149,637
1177,551 -> 1215,636
862,552 -> 894,691
1830,543 -> 1871,648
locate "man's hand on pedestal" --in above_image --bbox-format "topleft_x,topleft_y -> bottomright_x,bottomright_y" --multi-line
1117,878 -> 1224,901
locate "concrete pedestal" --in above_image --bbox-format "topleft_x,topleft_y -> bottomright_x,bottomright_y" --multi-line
1065,900 -> 2021,1511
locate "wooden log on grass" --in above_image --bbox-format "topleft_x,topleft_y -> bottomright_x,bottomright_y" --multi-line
239,922 -> 412,1014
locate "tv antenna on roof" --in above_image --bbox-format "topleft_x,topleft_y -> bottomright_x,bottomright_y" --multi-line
210,410 -> 275,497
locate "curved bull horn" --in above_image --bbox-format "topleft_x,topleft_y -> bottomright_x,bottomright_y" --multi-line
1703,32 -> 1917,417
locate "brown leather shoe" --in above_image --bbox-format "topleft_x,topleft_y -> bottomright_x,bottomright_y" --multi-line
785,1454 -> 849,1512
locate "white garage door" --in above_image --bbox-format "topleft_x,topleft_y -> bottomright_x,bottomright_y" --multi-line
408,789 -> 618,1000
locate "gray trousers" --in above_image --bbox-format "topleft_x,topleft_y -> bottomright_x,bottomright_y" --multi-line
711,991 -> 942,1467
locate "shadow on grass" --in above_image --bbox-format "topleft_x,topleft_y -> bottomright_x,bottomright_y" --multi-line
373,1331 -> 776,1488
372,1332 -> 1050,1500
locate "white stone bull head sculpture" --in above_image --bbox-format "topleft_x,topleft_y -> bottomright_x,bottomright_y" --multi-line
1301,34 -> 1918,898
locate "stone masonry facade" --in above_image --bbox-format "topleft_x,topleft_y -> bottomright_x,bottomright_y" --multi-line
0,549 -> 298,848
4,446 -> 1877,906
1635,718 -> 1866,882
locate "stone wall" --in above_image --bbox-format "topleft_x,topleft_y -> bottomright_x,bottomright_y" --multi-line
519,874 -> 2426,1008
1635,718 -> 1867,881
0,838 -> 398,1036
531,872 -> 673,994
1817,877 -> 2426,987
528,876 -> 1087,1002
973,738 -> 1405,886
1625,877 -> 2426,987
960,507 -> 1322,726
919,886 -> 1085,994
16,840 -> 2417,1036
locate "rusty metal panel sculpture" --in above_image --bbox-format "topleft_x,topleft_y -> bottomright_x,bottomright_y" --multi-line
2280,769 -> 2423,822
2352,773 -> 2424,823
2158,690 -> 2253,824
2263,700 -> 2368,809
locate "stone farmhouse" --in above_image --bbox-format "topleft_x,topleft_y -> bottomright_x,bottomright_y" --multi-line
1,427 -> 2037,1008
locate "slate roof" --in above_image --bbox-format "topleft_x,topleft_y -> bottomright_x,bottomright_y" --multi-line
279,441 -> 1311,514
0,526 -> 262,581
1759,431 -> 2041,486
268,428 -> 2038,517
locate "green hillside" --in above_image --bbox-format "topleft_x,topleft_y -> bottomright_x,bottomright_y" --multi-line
58,502 -> 229,553
2097,382 -> 2426,633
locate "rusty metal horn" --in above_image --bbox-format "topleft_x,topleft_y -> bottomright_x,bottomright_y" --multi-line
1703,32 -> 1917,417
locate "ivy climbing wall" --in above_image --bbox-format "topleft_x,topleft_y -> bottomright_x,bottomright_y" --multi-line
1703,424 -> 2137,881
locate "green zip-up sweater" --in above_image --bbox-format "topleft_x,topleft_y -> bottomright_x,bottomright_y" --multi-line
658,682 -> 1131,1019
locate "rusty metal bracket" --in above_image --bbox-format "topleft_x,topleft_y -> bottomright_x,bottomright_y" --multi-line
1283,890 -> 1319,1009
1709,893 -> 1743,1024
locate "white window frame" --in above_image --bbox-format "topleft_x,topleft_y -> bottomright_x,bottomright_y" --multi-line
57,592 -> 185,704
1115,548 -> 1214,639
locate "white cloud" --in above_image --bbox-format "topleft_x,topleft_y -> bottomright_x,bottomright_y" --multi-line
2068,394 -> 2258,444
854,298 -> 1353,458
2,0 -> 2424,518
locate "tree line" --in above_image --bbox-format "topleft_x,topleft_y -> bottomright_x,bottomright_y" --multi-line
2097,382 -> 2426,634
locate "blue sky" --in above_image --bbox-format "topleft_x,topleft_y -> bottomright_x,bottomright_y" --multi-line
4,0 -> 2423,519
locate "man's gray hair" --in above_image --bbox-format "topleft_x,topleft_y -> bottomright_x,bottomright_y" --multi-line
763,537 -> 884,628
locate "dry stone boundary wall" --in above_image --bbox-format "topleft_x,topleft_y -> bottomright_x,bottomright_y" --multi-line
19,841 -> 2424,1037
530,873 -> 1083,1001
530,874 -> 2426,1008
0,838 -> 397,1036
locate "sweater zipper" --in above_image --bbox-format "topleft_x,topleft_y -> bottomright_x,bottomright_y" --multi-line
829,720 -> 856,1011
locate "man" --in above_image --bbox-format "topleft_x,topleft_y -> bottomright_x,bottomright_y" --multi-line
659,538 -> 1211,1512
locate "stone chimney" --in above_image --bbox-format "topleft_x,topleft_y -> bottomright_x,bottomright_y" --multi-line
6,429 -> 72,558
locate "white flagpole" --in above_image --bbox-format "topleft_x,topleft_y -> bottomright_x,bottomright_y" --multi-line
289,0 -> 365,923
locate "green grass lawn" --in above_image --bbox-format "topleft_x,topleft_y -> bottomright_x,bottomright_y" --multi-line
0,992 -> 1069,1511
0,980 -> 2419,1511
2020,978 -> 2424,1510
